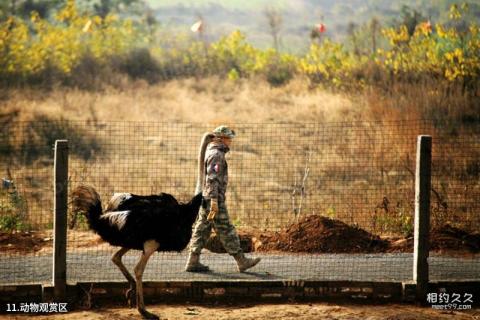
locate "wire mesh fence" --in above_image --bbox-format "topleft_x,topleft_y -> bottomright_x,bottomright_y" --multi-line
429,126 -> 480,281
0,119 -> 479,285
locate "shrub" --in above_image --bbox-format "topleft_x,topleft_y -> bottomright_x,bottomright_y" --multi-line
0,2 -> 478,93
18,115 -> 102,164
0,0 -> 144,87
0,214 -> 29,232
299,40 -> 359,87
0,184 -> 29,232
113,48 -> 161,84
264,54 -> 296,87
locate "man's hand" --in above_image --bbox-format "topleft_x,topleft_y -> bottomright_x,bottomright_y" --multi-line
207,199 -> 218,221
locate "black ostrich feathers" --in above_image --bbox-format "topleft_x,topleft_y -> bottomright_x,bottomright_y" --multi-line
71,185 -> 203,252
70,132 -> 215,319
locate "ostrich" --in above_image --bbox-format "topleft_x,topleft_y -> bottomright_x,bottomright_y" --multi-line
71,132 -> 214,320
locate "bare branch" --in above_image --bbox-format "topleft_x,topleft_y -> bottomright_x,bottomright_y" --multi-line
264,7 -> 283,51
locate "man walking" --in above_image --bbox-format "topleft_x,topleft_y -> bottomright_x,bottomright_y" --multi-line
185,126 -> 261,272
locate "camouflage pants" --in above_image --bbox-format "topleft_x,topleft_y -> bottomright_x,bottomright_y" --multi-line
189,200 -> 242,255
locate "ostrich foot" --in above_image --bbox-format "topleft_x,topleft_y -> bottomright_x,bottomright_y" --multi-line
125,287 -> 136,308
139,308 -> 160,320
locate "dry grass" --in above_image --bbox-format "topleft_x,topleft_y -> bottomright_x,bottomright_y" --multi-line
4,76 -> 475,126
0,77 -> 479,234
0,77 -> 356,124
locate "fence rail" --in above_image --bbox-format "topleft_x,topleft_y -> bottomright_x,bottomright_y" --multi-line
0,120 -> 479,286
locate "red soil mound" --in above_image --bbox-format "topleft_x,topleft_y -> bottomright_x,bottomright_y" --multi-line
431,224 -> 480,252
389,224 -> 480,253
256,215 -> 388,253
0,231 -> 51,254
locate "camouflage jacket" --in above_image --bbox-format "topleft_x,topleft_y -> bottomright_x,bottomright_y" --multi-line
203,141 -> 229,202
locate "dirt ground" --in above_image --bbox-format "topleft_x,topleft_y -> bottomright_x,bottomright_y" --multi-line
1,216 -> 479,256
1,302 -> 479,320
207,216 -> 480,255
255,215 -> 389,254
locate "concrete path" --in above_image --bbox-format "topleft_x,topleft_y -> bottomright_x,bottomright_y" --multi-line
0,252 -> 479,285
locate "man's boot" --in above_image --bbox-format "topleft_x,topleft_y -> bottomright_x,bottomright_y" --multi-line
233,253 -> 261,272
185,252 -> 210,272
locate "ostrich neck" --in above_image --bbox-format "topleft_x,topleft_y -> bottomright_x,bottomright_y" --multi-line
195,133 -> 213,194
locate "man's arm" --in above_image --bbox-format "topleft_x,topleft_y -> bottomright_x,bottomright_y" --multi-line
204,152 -> 224,221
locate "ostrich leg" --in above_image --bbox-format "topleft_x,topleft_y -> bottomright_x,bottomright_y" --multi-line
111,247 -> 136,307
134,240 -> 160,320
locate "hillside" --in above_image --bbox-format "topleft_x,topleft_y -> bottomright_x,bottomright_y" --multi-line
148,0 -> 480,50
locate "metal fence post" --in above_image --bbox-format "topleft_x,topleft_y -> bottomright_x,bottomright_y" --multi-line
413,135 -> 431,302
53,140 -> 68,300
